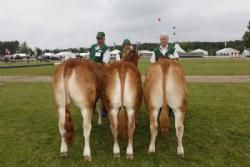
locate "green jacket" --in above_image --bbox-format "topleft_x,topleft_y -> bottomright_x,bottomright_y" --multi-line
89,44 -> 109,63
154,44 -> 175,61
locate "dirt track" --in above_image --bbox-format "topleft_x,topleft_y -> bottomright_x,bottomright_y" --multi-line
1,75 -> 250,83
0,76 -> 52,83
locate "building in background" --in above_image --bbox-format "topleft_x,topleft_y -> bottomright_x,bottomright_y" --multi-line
138,50 -> 153,59
77,52 -> 90,59
216,48 -> 240,57
190,48 -> 208,56
54,51 -> 76,60
243,49 -> 250,57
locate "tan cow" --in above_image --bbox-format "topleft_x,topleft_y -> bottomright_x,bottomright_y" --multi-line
102,50 -> 142,159
53,59 -> 107,161
144,58 -> 188,157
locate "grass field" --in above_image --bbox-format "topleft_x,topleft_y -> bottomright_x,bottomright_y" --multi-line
1,58 -> 250,76
0,83 -> 249,167
0,62 -> 55,76
139,58 -> 250,75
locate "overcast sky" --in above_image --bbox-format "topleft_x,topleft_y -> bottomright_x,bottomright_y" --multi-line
1,0 -> 250,49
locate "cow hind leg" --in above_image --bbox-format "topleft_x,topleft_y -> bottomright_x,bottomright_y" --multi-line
126,107 -> 136,160
57,105 -> 68,157
173,108 -> 185,157
80,107 -> 93,162
148,108 -> 161,154
97,100 -> 102,125
108,108 -> 120,158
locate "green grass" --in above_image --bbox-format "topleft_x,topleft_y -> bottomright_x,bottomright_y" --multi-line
182,58 -> 250,75
0,61 -> 55,76
1,58 -> 250,76
0,83 -> 249,167
139,58 -> 250,75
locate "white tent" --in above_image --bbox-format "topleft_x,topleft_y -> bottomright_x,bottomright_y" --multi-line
174,43 -> 186,53
12,53 -> 27,58
216,48 -> 240,57
79,52 -> 90,58
43,53 -> 54,58
191,48 -> 208,56
243,49 -> 250,57
54,51 -> 76,60
138,50 -> 154,54
138,50 -> 153,58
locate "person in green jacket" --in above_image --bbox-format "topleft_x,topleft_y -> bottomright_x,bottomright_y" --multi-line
151,33 -> 179,117
150,33 -> 179,63
89,32 -> 111,63
89,32 -> 112,117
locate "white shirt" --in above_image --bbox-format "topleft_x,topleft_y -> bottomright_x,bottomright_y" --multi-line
102,49 -> 111,63
95,45 -> 110,63
150,45 -> 179,63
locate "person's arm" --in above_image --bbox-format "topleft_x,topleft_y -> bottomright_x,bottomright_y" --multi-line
169,50 -> 179,59
102,49 -> 111,63
150,52 -> 156,63
169,50 -> 180,61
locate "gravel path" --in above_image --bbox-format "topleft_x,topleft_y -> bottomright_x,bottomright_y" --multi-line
1,75 -> 250,83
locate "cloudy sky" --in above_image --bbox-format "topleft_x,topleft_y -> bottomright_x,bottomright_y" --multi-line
1,0 -> 250,49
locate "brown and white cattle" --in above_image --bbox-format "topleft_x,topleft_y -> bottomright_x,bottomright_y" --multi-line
144,58 -> 188,157
53,59 -> 107,161
102,50 -> 142,159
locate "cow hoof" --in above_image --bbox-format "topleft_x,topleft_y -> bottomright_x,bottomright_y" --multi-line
148,145 -> 155,154
178,153 -> 185,158
60,152 -> 68,158
148,151 -> 155,155
84,156 -> 92,162
113,153 -> 120,159
177,147 -> 184,158
126,154 -> 133,160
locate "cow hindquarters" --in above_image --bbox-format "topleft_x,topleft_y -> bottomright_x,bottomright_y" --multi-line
166,65 -> 187,157
54,74 -> 74,157
67,69 -> 96,161
145,67 -> 163,154
123,70 -> 141,159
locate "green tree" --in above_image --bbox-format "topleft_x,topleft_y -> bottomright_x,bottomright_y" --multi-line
35,47 -> 43,56
243,21 -> 250,48
79,47 -> 85,53
0,41 -> 19,54
52,49 -> 61,54
44,49 -> 51,53
18,41 -> 30,54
